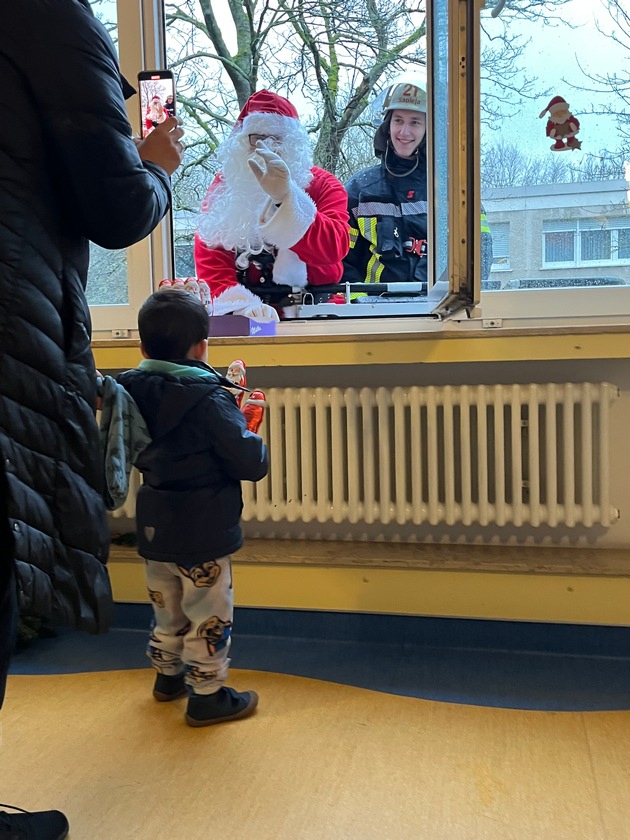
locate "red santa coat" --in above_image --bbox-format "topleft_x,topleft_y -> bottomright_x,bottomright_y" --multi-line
546,115 -> 579,139
194,165 -> 349,301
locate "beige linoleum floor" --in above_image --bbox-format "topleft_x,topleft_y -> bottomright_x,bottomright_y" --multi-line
1,669 -> 629,839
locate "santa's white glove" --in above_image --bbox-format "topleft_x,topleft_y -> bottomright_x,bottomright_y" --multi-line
234,302 -> 280,323
248,143 -> 292,203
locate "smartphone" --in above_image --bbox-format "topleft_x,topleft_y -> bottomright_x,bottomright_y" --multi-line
138,70 -> 176,139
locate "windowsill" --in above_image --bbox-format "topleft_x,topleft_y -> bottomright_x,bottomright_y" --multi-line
92,316 -> 630,369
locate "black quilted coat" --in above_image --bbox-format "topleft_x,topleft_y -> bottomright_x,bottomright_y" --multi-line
0,0 -> 172,634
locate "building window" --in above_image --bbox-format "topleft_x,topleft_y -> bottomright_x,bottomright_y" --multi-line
543,219 -> 630,268
89,0 -> 630,331
490,222 -> 510,271
543,227 -> 575,265
581,229 -> 611,262
619,228 -> 630,260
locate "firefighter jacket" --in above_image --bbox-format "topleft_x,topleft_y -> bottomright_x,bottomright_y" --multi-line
343,143 -> 493,285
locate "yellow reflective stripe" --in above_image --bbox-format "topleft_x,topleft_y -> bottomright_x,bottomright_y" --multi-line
355,216 -> 383,283
366,252 -> 385,283
480,212 -> 490,234
349,225 -> 361,249
357,216 -> 378,244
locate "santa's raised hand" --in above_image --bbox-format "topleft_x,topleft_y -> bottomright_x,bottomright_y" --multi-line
248,141 -> 292,203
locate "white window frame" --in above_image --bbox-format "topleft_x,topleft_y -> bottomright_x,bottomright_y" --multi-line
541,219 -> 630,271
90,0 -> 172,335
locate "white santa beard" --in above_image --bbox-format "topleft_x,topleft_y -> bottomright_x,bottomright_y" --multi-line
198,160 -> 271,262
197,120 -> 314,265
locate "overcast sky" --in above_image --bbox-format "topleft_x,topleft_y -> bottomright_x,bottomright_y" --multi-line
480,0 -> 628,157
173,0 -> 628,161
97,0 -> 627,161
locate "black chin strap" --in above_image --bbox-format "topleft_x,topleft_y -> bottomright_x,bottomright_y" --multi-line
384,141 -> 420,177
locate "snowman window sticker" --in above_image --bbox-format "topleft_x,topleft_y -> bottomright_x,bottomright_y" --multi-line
539,96 -> 582,151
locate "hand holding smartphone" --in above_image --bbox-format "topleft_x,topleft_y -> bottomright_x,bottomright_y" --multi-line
138,70 -> 176,139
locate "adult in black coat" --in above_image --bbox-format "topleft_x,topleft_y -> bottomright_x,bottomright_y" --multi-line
0,460 -> 15,708
1,0 -> 183,834
1,0 -> 183,636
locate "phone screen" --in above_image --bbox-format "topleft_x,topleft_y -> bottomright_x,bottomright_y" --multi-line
138,71 -> 176,139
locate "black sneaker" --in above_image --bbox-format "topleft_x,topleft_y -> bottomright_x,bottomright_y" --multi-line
186,686 -> 259,727
0,804 -> 69,839
152,672 -> 187,702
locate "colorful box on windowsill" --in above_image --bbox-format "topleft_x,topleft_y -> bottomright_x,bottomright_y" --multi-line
208,315 -> 276,337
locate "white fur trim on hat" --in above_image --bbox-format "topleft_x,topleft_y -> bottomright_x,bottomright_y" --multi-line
539,96 -> 569,119
240,112 -> 298,137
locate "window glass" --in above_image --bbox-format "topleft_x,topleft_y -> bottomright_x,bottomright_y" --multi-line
165,1 -> 452,312
544,230 -> 575,265
619,228 -> 630,259
581,229 -> 611,262
431,0 -> 449,286
86,245 -> 128,305
86,0 -> 128,308
480,0 -> 630,293
491,222 -> 510,272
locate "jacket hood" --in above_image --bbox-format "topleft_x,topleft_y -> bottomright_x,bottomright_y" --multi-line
119,362 -> 226,440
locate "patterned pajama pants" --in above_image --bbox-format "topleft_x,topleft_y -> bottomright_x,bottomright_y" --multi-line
145,556 -> 233,696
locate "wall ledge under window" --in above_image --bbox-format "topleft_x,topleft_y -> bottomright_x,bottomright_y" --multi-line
92,320 -> 630,370
108,541 -> 630,625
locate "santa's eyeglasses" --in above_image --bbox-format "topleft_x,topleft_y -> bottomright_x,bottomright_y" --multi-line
248,133 -> 281,147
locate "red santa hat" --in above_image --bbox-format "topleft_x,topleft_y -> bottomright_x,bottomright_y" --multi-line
236,90 -> 301,136
539,96 -> 569,118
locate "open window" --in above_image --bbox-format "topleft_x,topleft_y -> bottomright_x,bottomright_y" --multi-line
160,0 -> 484,321
428,0 -> 481,319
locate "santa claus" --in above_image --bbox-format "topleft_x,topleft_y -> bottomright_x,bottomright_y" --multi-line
539,96 -> 581,152
194,90 -> 350,322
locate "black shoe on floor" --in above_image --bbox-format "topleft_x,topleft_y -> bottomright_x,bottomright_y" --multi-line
0,804 -> 69,839
152,672 -> 187,702
186,686 -> 259,727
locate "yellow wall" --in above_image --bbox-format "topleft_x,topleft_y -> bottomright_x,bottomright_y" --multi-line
109,558 -> 630,626
99,327 -> 630,626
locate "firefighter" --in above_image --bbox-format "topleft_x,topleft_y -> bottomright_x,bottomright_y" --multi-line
343,76 -> 492,286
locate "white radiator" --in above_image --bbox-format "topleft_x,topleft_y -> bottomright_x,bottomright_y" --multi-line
112,383 -> 619,529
